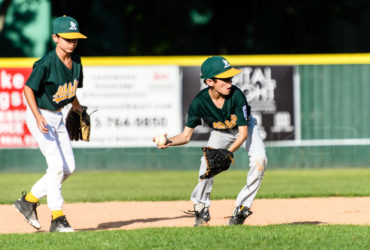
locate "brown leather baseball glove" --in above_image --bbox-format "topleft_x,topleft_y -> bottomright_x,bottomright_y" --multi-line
65,106 -> 91,141
200,147 -> 235,179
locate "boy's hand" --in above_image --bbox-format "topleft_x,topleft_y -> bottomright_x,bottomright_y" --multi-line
36,115 -> 49,133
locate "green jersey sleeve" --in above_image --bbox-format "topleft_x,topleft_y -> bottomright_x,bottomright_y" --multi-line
72,53 -> 83,88
186,101 -> 202,128
26,63 -> 47,91
233,88 -> 250,126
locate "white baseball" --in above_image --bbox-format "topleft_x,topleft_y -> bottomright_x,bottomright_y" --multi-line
155,135 -> 167,146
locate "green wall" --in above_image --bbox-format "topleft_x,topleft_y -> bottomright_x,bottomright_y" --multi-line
299,64 -> 370,139
1,145 -> 369,173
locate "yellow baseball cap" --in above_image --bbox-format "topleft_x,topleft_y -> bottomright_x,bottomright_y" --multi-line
53,15 -> 87,39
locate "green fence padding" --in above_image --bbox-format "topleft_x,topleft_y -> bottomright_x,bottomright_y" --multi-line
1,146 -> 369,172
299,64 -> 370,140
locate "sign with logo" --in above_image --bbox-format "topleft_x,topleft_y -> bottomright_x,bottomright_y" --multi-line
0,68 -> 37,147
182,66 -> 295,142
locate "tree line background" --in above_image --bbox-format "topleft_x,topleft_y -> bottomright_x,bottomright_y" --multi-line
1,0 -> 370,57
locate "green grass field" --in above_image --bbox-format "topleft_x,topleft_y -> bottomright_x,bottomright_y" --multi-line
0,225 -> 369,249
1,168 -> 369,249
1,168 -> 369,204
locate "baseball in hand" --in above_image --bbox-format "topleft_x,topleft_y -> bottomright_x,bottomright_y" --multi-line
155,135 -> 167,146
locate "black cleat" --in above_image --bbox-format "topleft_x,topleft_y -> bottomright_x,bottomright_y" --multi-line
49,216 -> 74,232
194,203 -> 210,227
14,192 -> 41,230
227,206 -> 252,225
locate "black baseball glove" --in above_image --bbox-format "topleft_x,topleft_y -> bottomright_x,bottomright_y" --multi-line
65,106 -> 91,141
200,147 -> 235,179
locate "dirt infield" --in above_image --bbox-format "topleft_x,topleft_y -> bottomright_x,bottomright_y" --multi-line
1,197 -> 369,234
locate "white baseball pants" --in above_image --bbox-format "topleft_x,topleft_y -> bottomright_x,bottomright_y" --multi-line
191,117 -> 267,209
26,107 -> 75,211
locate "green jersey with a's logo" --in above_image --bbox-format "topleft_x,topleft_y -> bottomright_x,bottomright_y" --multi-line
26,50 -> 83,111
186,86 -> 250,130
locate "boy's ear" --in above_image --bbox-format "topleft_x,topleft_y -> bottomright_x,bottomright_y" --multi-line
52,34 -> 59,43
205,78 -> 214,87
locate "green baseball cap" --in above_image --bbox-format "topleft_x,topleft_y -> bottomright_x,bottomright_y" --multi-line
200,56 -> 241,79
53,15 -> 87,39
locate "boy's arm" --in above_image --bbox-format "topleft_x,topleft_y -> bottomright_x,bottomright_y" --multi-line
155,126 -> 194,149
24,85 -> 49,133
71,97 -> 83,112
227,125 -> 248,153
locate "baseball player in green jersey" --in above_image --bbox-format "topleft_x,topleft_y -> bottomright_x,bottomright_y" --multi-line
14,16 -> 87,232
154,56 -> 267,226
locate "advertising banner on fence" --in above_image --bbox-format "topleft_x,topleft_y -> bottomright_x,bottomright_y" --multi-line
0,68 -> 37,147
0,62 -> 293,148
182,65 -> 295,142
66,65 -> 182,147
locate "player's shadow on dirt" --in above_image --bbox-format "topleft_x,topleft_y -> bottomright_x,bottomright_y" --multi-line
284,221 -> 323,225
78,214 -> 193,231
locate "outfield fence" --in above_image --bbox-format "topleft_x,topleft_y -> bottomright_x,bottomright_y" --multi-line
0,54 -> 369,171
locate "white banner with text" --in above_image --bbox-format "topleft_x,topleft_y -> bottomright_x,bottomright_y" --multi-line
65,65 -> 182,147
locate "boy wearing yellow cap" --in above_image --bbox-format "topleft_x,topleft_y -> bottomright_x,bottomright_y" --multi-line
154,56 -> 267,226
14,16 -> 86,232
